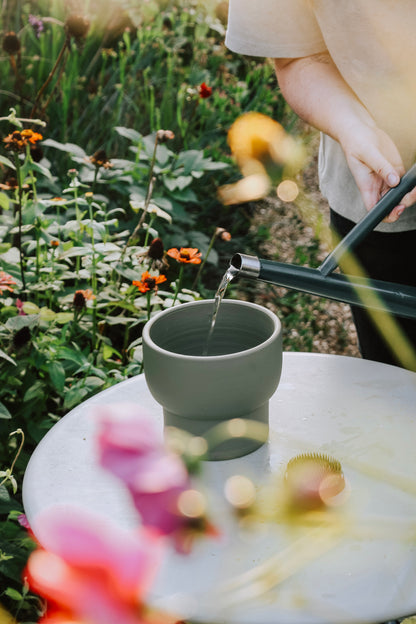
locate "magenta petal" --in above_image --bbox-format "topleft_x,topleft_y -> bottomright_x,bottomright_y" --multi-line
32,505 -> 164,596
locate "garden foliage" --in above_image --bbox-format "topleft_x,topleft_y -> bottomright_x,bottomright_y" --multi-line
0,1 -> 292,620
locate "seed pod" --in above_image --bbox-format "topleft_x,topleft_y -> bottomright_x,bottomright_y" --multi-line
3,32 -> 20,55
65,14 -> 90,40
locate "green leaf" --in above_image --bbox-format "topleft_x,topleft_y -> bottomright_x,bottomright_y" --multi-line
23,381 -> 44,402
168,187 -> 198,203
114,126 -> 143,143
21,301 -> 40,315
48,361 -> 66,393
84,376 -> 106,390
55,312 -> 74,324
5,314 -> 38,331
0,192 -> 11,211
64,386 -> 90,410
0,350 -> 16,368
59,244 -> 93,258
57,347 -> 86,367
163,175 -> 193,192
0,485 -> 10,505
0,247 -> 20,265
102,343 -> 122,360
4,587 -> 23,601
0,155 -> 15,170
41,138 -> 87,158
0,402 -> 12,419
176,149 -> 205,174
200,159 -> 230,171
29,160 -> 53,180
9,224 -> 35,234
39,307 -> 56,322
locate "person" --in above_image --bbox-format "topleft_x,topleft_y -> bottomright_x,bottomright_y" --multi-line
225,0 -> 416,370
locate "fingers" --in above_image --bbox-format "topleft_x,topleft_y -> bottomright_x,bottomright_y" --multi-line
384,187 -> 416,222
343,124 -> 413,221
384,204 -> 405,223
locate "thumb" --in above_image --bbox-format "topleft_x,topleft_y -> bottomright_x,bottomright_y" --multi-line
384,170 -> 401,188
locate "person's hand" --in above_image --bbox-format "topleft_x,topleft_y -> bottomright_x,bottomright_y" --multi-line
339,123 -> 416,222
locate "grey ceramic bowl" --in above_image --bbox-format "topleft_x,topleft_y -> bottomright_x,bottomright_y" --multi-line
142,299 -> 282,460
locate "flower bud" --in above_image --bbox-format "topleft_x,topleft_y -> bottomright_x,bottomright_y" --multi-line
2,32 -> 20,55
156,129 -> 175,143
65,14 -> 90,40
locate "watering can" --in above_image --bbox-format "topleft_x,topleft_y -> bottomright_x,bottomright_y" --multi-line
230,164 -> 416,320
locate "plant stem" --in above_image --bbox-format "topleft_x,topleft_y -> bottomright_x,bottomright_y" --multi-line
14,155 -> 26,293
88,198 -> 98,350
30,37 -> 70,119
192,228 -> 218,289
0,429 -> 24,489
143,214 -> 156,247
122,132 -> 160,255
146,290 -> 152,320
172,265 -> 184,305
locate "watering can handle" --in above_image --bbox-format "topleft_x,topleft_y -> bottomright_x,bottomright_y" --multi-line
319,162 -> 416,276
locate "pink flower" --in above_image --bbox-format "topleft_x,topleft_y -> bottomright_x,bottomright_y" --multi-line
96,405 -> 218,552
96,406 -> 190,535
17,513 -> 31,529
16,298 -> 27,315
26,506 -> 164,624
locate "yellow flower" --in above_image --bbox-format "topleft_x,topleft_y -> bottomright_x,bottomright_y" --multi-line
228,112 -> 300,172
219,112 -> 306,205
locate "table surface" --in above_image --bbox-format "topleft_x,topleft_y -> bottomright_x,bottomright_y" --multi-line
23,352 -> 416,624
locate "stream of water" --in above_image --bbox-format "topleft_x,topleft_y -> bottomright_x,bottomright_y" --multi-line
203,264 -> 239,356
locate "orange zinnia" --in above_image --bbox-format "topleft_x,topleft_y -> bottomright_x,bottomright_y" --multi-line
73,289 -> 96,311
3,129 -> 43,152
167,247 -> 202,265
0,271 -> 16,294
133,271 -> 167,293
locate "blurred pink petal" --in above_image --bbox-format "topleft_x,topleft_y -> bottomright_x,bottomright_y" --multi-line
95,405 -> 219,552
17,513 -> 31,529
27,506 -> 164,624
96,406 -> 190,536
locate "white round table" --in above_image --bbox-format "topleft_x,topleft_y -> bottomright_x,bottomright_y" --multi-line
23,352 -> 416,624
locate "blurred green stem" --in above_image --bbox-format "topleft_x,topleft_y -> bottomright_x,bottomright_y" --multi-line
14,154 -> 26,293
192,228 -> 219,289
172,265 -> 184,305
30,36 -> 70,119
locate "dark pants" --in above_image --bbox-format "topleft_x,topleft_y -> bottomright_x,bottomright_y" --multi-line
330,209 -> 416,370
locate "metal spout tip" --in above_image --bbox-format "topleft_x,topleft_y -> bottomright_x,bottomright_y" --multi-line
231,253 -> 261,279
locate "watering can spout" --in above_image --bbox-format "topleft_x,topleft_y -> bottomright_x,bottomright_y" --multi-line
230,253 -> 261,279
230,252 -> 416,320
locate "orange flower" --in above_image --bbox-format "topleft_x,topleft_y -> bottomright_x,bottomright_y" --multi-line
21,129 -> 43,144
89,149 -> 113,169
133,271 -> 167,293
198,82 -> 212,99
73,289 -> 95,310
50,240 -> 60,247
3,129 -> 43,152
0,176 -> 19,190
0,271 -> 16,294
167,247 -> 202,265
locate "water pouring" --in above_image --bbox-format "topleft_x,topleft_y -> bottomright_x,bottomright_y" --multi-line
230,164 -> 416,321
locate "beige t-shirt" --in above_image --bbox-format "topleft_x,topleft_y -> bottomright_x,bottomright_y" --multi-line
226,0 -> 416,232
